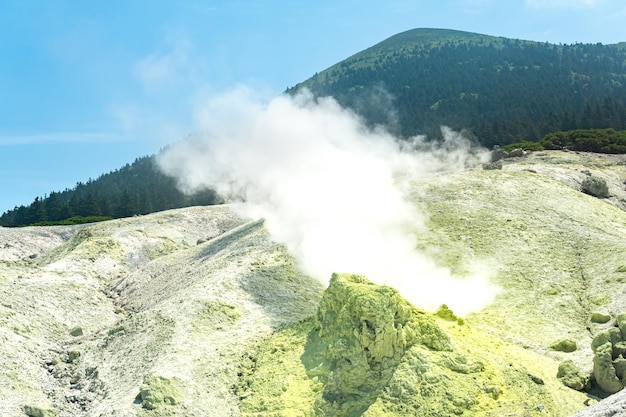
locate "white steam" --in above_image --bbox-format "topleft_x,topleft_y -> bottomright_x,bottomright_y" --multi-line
157,86 -> 498,315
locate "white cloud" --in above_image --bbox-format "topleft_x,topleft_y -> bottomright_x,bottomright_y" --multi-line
132,40 -> 191,92
157,87 -> 498,315
131,29 -> 210,95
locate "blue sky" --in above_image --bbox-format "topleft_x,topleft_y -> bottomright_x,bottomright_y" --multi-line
1,0 -> 625,214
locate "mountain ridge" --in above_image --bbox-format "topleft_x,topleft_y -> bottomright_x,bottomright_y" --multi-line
289,28 -> 626,145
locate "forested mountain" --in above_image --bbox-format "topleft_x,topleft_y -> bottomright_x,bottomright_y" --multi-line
0,155 -> 219,227
288,28 -> 626,147
5,28 -> 626,227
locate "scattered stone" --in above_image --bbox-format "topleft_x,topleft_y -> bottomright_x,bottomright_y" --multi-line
485,386 -> 502,400
528,373 -> 545,385
591,328 -> 622,352
550,338 -> 578,352
491,146 -> 509,162
581,175 -> 609,198
508,148 -> 526,158
591,312 -> 611,324
483,161 -> 503,170
557,360 -> 588,391
23,405 -> 56,417
435,304 -> 458,321
68,350 -> 80,364
69,326 -> 83,337
139,374 -> 183,410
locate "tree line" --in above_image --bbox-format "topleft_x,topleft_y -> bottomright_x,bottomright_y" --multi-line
0,155 -> 219,227
503,128 -> 626,154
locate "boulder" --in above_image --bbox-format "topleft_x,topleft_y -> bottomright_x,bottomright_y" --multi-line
557,360 -> 588,391
483,161 -> 503,170
491,147 -> 509,162
550,338 -> 578,352
69,326 -> 83,337
139,374 -> 183,410
508,148 -> 526,158
23,405 -> 56,417
591,328 -> 622,352
593,342 -> 624,394
591,312 -> 611,324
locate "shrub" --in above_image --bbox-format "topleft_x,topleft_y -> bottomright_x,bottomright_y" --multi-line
581,176 -> 609,198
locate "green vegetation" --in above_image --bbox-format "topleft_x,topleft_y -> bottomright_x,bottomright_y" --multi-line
541,128 -> 626,153
0,155 -> 219,227
498,128 -> 626,154
30,215 -> 114,226
289,29 -> 626,147
501,141 -> 545,152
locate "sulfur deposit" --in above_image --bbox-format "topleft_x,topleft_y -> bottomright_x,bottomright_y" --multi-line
236,273 -> 589,416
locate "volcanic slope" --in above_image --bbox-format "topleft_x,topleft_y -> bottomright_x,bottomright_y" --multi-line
2,150 -> 626,416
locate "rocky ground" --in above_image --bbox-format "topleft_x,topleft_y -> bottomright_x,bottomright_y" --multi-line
2,150 -> 626,416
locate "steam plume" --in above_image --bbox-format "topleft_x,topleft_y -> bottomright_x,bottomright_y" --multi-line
157,86 -> 498,315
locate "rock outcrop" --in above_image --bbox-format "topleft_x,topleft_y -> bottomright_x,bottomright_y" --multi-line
236,273 -> 588,416
303,273 -> 450,416
592,313 -> 626,394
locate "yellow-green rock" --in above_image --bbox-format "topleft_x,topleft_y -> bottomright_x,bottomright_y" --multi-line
139,374 -> 184,410
23,405 -> 56,417
237,273 -> 589,416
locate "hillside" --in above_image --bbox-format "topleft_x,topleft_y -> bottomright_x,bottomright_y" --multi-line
288,28 -> 626,146
0,155 -> 219,227
3,150 -> 626,416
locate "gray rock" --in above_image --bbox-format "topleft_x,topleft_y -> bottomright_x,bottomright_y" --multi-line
23,405 -> 56,417
491,147 -> 509,162
557,360 -> 587,391
508,148 -> 526,158
483,161 -> 503,170
69,326 -> 83,337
